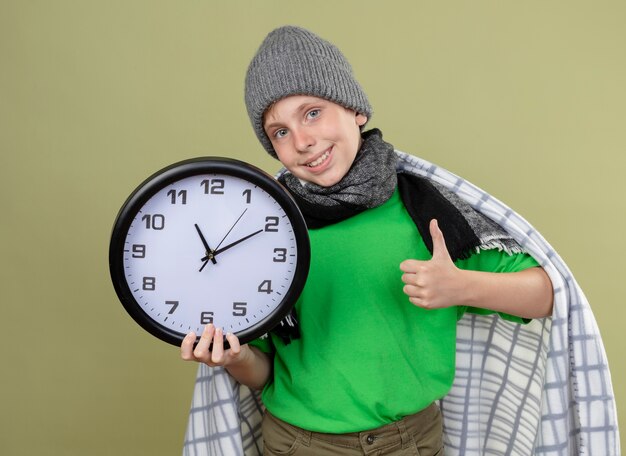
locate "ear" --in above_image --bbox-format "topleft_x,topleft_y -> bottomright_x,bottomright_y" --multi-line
355,112 -> 368,126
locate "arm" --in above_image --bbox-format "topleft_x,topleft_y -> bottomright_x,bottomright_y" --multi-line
400,219 -> 553,319
443,266 -> 552,319
181,324 -> 272,390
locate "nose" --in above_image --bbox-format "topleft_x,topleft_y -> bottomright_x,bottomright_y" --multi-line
292,127 -> 315,152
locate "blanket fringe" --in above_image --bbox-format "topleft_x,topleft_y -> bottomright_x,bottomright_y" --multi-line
476,238 -> 525,256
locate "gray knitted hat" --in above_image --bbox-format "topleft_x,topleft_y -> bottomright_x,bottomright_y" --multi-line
245,25 -> 372,157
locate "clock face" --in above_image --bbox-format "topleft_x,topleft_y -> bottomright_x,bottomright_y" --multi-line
109,158 -> 310,347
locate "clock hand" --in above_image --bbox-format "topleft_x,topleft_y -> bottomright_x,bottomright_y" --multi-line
198,209 -> 248,272
199,258 -> 210,272
215,208 -> 248,251
194,224 -> 217,265
202,228 -> 264,260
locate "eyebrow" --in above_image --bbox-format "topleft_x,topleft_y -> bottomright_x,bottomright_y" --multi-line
264,99 -> 323,131
263,119 -> 284,132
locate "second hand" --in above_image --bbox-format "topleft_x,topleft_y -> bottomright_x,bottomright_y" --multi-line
215,208 -> 248,251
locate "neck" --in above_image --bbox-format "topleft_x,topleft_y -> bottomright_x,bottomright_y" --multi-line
279,129 -> 398,229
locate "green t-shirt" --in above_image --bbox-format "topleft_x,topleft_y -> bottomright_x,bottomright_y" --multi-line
251,188 -> 539,433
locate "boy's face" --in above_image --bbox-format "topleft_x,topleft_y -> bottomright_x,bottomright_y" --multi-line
263,95 -> 368,187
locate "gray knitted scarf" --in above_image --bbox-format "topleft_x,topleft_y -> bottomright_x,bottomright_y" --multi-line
278,129 -> 397,228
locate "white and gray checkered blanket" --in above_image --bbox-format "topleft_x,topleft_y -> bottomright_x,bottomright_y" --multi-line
182,151 -> 620,455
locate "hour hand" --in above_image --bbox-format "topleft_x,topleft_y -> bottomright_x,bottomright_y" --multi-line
202,228 -> 264,260
194,224 -> 217,266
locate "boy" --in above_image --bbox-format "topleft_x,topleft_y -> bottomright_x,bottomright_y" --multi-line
181,26 -> 553,456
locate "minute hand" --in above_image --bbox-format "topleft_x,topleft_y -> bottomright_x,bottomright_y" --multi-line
204,228 -> 264,259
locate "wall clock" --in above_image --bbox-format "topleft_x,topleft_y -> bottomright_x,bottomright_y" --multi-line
109,157 -> 310,347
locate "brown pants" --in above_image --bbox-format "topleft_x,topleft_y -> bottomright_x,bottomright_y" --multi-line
262,403 -> 444,456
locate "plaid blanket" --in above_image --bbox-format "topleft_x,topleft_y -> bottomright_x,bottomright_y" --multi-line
182,151 -> 620,455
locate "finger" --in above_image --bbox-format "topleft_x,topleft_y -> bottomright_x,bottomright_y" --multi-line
225,332 -> 241,356
401,272 -> 419,286
193,324 -> 215,360
403,283 -> 421,297
211,327 -> 225,363
181,331 -> 197,360
399,259 -> 422,273
430,219 -> 452,261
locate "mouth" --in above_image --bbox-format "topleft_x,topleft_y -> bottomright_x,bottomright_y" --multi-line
305,148 -> 332,168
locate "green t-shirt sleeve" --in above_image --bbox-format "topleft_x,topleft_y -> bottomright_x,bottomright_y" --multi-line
454,248 -> 541,324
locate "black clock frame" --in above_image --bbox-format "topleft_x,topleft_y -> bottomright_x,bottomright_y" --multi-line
109,157 -> 310,347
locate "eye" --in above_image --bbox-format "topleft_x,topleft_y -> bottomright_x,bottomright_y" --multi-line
306,109 -> 321,120
274,128 -> 288,139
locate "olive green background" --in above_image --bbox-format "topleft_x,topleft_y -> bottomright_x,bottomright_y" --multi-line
1,1 -> 623,454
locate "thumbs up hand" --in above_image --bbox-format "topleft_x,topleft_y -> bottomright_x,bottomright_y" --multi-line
400,219 -> 465,310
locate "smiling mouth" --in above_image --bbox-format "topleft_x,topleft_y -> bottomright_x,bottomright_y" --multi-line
306,149 -> 331,168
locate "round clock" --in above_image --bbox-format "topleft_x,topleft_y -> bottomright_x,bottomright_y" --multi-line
109,157 -> 310,347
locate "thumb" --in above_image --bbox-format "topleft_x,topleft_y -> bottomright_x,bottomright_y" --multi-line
430,219 -> 452,261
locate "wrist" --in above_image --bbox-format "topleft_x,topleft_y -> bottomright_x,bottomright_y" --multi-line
457,269 -> 480,307
225,345 -> 272,390
229,344 -> 254,367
